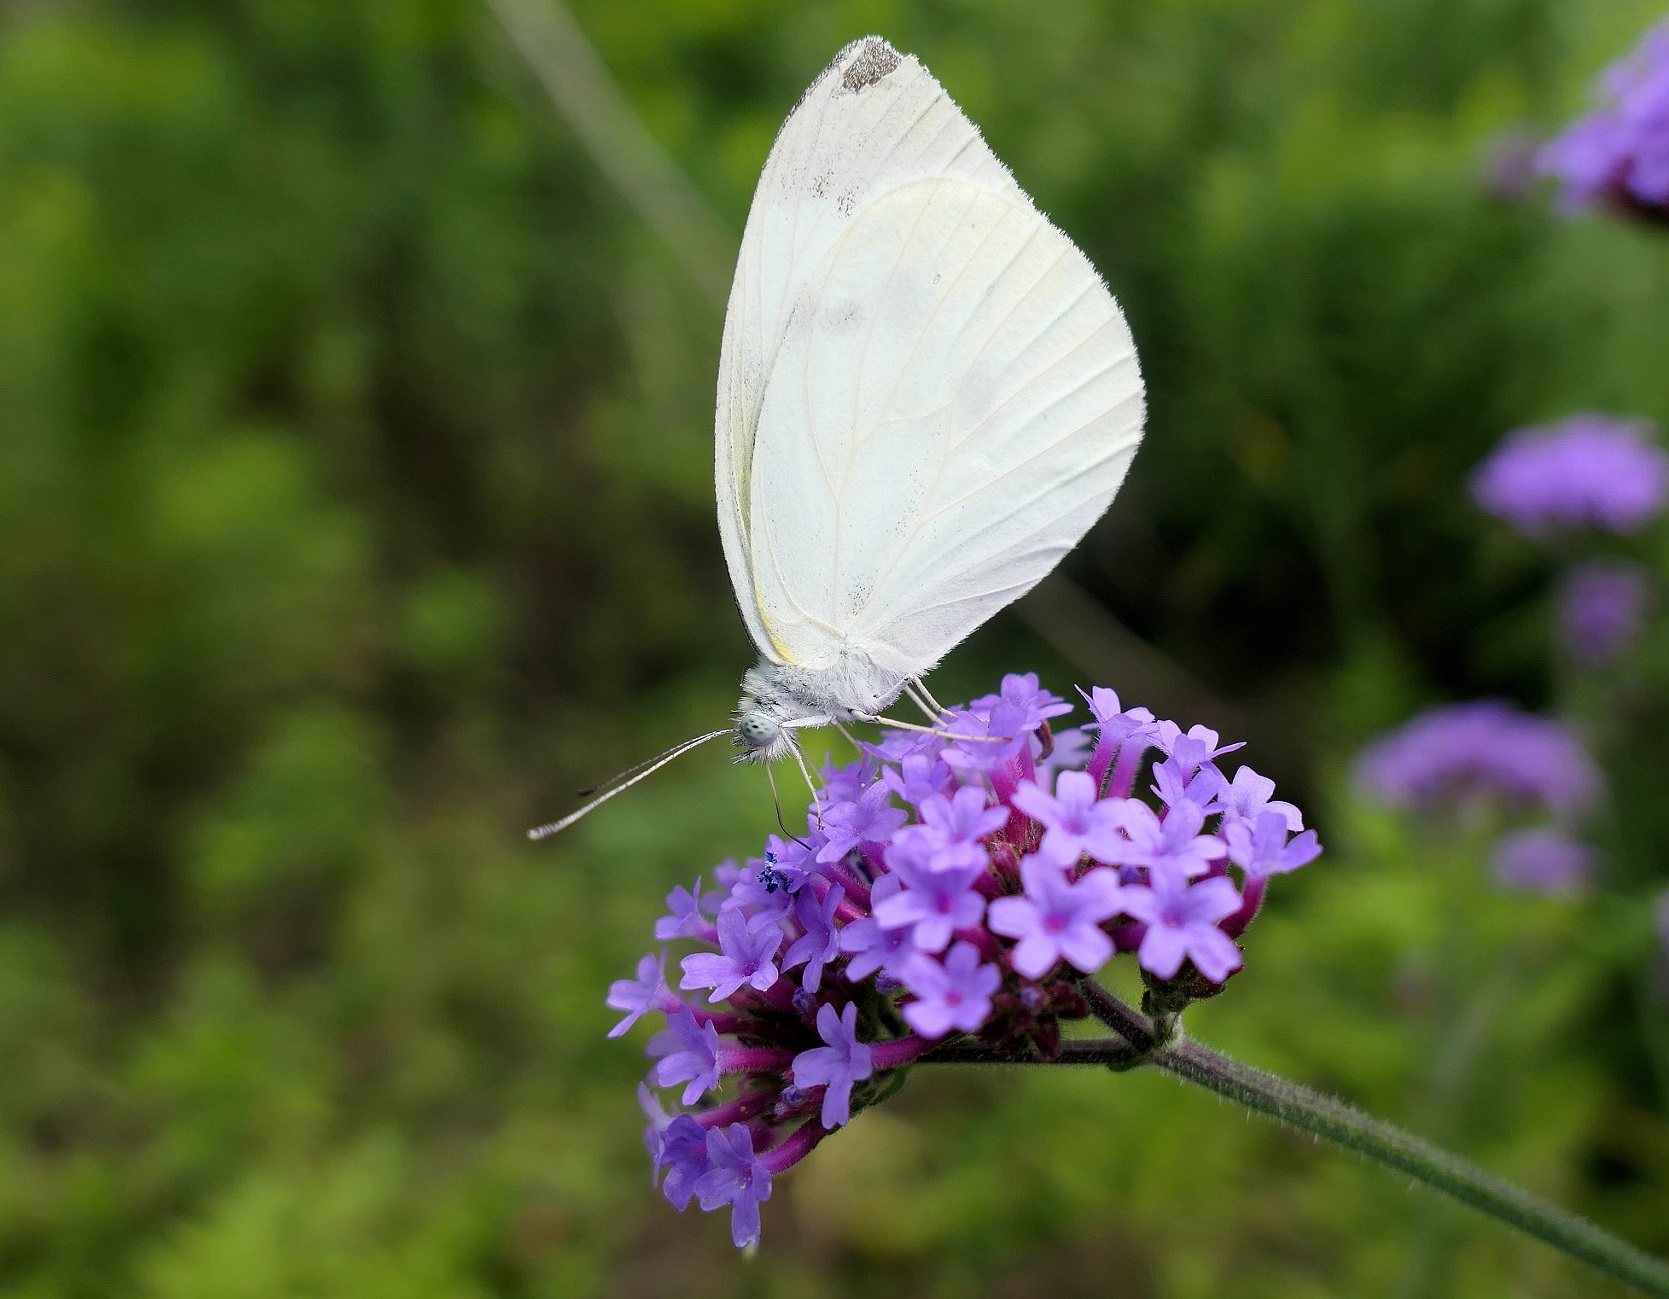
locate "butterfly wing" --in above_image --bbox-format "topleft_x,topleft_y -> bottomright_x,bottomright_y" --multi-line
715,36 -> 1024,663
717,37 -> 1144,678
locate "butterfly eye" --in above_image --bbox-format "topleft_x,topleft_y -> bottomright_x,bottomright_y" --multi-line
737,712 -> 780,749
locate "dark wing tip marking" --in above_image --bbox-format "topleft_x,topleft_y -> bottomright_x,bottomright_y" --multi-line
840,36 -> 902,92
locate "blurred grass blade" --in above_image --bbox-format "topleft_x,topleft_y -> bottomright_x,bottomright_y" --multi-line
486,0 -> 736,307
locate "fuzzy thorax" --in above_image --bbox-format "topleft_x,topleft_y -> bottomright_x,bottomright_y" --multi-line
731,656 -> 910,762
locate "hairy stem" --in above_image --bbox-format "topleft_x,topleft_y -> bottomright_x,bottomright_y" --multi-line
917,1038 -> 1143,1067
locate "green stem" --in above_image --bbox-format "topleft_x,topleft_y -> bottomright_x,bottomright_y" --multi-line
1076,983 -> 1669,1298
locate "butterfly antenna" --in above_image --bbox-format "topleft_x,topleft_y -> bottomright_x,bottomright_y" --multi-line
572,736 -> 711,798
528,729 -> 729,841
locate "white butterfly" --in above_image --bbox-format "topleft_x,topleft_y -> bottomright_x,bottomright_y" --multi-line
532,36 -> 1143,839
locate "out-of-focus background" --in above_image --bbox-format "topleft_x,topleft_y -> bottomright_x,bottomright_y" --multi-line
2,0 -> 1668,1294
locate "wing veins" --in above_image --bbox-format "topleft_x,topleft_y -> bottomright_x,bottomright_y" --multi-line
848,185 -> 1018,461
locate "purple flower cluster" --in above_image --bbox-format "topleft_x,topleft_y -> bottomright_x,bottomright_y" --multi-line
611,675 -> 1321,1247
1558,560 -> 1651,665
1355,701 -> 1600,820
1357,701 -> 1602,894
1536,19 -> 1669,219
1470,415 -> 1669,537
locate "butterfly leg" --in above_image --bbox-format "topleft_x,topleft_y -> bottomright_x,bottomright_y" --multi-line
853,712 -> 1007,744
906,676 -> 949,719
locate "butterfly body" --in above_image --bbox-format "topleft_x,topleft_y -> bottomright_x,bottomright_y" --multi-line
732,652 -> 906,762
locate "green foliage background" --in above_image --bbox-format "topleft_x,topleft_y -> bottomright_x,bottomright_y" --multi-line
1,0 -> 1668,1294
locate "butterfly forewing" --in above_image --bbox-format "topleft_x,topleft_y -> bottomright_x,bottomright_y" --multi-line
715,37 -> 1024,663
748,176 -> 1141,675
716,34 -> 1144,685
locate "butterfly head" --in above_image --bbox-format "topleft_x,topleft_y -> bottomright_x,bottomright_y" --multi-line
734,708 -> 785,758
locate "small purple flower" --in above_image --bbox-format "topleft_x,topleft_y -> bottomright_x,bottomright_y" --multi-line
816,782 -> 909,864
881,753 -> 953,808
900,942 -> 1001,1038
838,874 -> 915,981
649,1007 -> 723,1106
655,877 -> 721,942
1356,700 -> 1601,820
1106,800 -> 1225,879
1558,561 -> 1650,666
897,785 -> 1007,873
988,855 -> 1128,979
792,1002 -> 874,1129
607,951 -> 672,1038
939,702 -> 1027,774
1153,721 -> 1244,771
975,672 -> 1075,734
1220,766 -> 1303,833
872,841 -> 986,954
652,1110 -> 711,1210
1151,755 -> 1226,813
721,850 -> 799,927
1471,415 -> 1669,537
817,753 -> 881,808
1224,809 -> 1323,881
680,909 -> 784,1003
783,884 -> 845,993
1013,769 -> 1129,867
695,1123 -> 773,1248
1081,686 -> 1157,749
1491,827 -> 1594,894
1535,20 -> 1669,215
1656,889 -> 1669,960
1122,870 -> 1244,984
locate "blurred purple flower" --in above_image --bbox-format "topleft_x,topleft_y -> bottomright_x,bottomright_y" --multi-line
1356,700 -> 1601,820
1558,560 -> 1650,665
1471,414 -> 1669,536
881,752 -> 953,807
1657,889 -> 1669,960
816,783 -> 908,863
1491,827 -> 1594,894
1536,19 -> 1669,217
